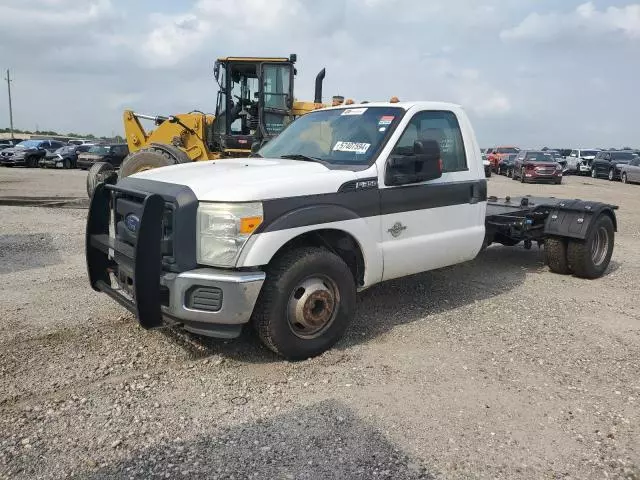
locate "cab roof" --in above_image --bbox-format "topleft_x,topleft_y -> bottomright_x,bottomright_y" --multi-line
320,101 -> 463,111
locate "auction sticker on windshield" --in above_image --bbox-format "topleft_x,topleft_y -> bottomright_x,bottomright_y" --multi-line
341,108 -> 367,116
378,115 -> 394,126
333,141 -> 371,154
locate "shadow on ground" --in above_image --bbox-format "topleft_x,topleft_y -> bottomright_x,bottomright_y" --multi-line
165,245 -> 543,363
75,400 -> 436,480
0,233 -> 61,274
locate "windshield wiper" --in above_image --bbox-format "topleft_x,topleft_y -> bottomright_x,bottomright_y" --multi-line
279,154 -> 324,163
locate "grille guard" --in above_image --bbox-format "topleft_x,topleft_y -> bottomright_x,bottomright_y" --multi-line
86,182 -> 165,329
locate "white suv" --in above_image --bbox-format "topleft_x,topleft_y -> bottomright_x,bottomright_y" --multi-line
565,149 -> 600,175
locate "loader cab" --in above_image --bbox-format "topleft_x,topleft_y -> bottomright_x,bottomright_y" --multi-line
212,55 -> 296,155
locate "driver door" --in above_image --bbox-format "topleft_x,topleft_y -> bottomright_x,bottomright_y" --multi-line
378,109 -> 485,281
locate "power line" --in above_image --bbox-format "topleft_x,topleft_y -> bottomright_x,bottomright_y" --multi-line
4,69 -> 14,139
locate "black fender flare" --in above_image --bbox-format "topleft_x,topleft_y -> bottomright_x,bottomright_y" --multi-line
258,204 -> 361,234
544,199 -> 618,241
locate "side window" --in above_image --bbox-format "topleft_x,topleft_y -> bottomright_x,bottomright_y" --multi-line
570,150 -> 577,157
392,110 -> 468,173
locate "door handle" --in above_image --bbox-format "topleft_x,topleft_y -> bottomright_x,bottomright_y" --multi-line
470,183 -> 480,204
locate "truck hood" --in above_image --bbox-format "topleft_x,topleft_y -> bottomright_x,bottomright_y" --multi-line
130,158 -> 363,202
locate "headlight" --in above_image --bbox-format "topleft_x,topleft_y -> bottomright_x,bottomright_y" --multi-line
196,202 -> 263,267
555,164 -> 562,171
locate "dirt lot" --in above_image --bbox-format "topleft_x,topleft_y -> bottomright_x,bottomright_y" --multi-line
0,169 -> 638,479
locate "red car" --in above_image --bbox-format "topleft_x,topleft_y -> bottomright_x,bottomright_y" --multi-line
487,146 -> 519,172
512,150 -> 563,184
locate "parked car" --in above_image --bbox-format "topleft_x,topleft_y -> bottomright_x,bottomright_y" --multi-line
487,146 -> 520,172
512,150 -> 562,184
39,144 -> 94,169
68,139 -> 94,146
591,150 -> 637,180
0,138 -> 25,151
0,139 -> 66,167
497,153 -> 518,176
564,149 -> 600,175
619,158 -> 640,184
545,150 -> 566,170
77,144 -> 129,170
482,153 -> 491,177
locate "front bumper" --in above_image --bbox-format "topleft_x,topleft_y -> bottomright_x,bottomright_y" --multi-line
40,156 -> 64,168
77,158 -> 96,169
86,182 -> 265,338
0,156 -> 25,166
579,163 -> 592,173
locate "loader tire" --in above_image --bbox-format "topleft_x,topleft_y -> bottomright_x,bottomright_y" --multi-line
544,237 -> 571,275
119,147 -> 185,179
567,215 -> 615,279
86,162 -> 117,198
252,247 -> 356,361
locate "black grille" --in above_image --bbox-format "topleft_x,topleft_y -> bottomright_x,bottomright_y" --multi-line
114,193 -> 175,263
186,287 -> 223,312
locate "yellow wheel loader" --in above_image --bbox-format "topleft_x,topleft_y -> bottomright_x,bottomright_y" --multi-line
87,54 -> 327,197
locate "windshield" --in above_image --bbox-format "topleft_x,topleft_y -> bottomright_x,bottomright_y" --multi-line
259,106 -> 404,165
497,147 -> 519,154
16,140 -> 42,149
580,150 -> 598,157
88,145 -> 110,155
612,152 -> 635,161
525,152 -> 554,162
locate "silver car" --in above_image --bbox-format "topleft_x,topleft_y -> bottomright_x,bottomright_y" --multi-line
619,157 -> 640,184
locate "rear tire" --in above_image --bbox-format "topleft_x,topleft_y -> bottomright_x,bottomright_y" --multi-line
544,237 -> 571,275
64,158 -> 71,169
567,215 -> 615,279
252,247 -> 356,360
86,162 -> 117,198
119,146 -> 187,179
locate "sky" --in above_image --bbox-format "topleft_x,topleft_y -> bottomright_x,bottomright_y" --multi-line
0,0 -> 639,147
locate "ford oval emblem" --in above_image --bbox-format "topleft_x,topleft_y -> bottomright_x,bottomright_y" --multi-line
124,213 -> 140,233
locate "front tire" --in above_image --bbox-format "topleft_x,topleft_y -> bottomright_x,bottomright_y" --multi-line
622,172 -> 628,184
567,215 -> 615,279
520,168 -> 526,183
119,146 -> 187,179
252,247 -> 356,360
591,168 -> 597,179
608,169 -> 615,181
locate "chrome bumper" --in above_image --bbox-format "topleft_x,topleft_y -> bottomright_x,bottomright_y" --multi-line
160,268 -> 265,328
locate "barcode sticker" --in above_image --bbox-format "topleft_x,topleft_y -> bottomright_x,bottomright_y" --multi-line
333,141 -> 371,154
341,108 -> 368,116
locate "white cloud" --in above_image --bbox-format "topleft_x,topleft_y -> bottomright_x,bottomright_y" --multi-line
501,2 -> 640,42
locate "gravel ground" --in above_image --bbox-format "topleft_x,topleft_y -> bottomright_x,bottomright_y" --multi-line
0,171 -> 638,479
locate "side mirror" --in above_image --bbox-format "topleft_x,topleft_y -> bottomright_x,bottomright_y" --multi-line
385,140 -> 442,186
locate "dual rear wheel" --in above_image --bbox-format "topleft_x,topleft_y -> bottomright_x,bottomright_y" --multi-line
544,215 -> 615,279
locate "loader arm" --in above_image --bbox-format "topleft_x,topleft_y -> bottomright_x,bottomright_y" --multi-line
123,110 -> 214,162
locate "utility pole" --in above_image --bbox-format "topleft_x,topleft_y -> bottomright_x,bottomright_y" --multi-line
4,69 -> 14,138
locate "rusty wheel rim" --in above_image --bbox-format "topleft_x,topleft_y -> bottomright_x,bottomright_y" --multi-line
287,276 -> 339,339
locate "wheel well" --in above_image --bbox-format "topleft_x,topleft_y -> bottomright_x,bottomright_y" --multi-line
271,229 -> 365,286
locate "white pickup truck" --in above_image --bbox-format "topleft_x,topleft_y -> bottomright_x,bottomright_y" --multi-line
87,102 -> 618,359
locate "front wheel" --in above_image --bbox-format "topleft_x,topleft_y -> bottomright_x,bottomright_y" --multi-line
591,168 -> 597,179
63,158 -> 71,169
608,169 -> 615,181
520,168 -> 526,183
622,173 -> 628,184
252,247 -> 356,360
